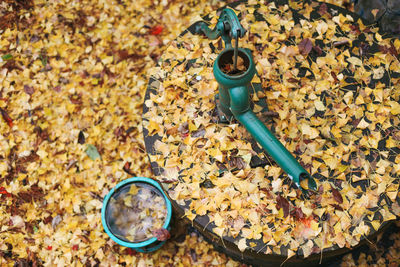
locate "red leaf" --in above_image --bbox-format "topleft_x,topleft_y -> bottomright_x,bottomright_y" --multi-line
331,187 -> 343,204
298,38 -> 313,56
72,244 -> 79,251
350,25 -> 361,35
126,248 -> 137,255
0,187 -> 11,197
0,107 -> 13,127
46,246 -> 52,250
152,228 -> 170,241
123,162 -> 131,171
123,162 -> 135,176
299,217 -> 312,227
149,25 -> 163,35
276,195 -> 290,217
43,215 -> 53,224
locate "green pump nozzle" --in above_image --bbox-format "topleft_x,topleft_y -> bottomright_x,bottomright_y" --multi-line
196,8 -> 317,196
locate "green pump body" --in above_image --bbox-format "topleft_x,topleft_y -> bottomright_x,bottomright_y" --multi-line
213,48 -> 316,191
197,8 -> 316,193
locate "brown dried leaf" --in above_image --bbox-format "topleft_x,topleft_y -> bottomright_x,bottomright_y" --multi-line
276,195 -> 290,217
228,157 -> 246,170
312,45 -> 323,56
318,3 -> 328,16
331,186 -> 343,204
152,228 -> 170,241
298,38 -> 313,56
78,131 -> 85,144
0,107 -> 13,127
290,206 -> 305,220
23,85 -> 34,95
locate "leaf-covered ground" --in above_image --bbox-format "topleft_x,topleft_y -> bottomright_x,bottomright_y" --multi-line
0,0 -> 399,266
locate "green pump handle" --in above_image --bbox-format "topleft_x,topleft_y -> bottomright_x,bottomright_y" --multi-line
195,8 -> 246,48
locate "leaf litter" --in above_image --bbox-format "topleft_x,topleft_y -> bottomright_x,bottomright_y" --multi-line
0,0 -> 399,266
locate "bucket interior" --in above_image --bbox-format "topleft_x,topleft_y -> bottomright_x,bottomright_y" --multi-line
104,182 -> 168,243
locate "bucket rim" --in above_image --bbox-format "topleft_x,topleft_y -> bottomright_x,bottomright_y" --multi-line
214,47 -> 254,80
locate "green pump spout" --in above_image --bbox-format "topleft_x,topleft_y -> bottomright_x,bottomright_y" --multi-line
213,48 -> 317,192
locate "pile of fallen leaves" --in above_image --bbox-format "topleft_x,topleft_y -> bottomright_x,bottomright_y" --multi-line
0,0 -> 34,31
0,0 -> 399,266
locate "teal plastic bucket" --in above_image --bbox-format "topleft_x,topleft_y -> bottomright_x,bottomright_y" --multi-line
101,177 -> 172,252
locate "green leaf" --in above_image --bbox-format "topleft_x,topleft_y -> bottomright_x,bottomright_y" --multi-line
40,55 -> 47,66
85,144 -> 101,160
33,226 -> 38,233
2,54 -> 12,60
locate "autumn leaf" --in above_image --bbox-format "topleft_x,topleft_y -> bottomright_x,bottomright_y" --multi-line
290,206 -> 305,220
52,215 -> 62,229
314,100 -> 325,111
23,85 -> 34,95
357,118 -> 369,129
0,187 -> 8,194
228,157 -> 246,170
0,187 -> 11,197
276,195 -> 290,217
371,9 -> 379,19
237,238 -> 247,252
150,25 -> 163,35
125,248 -> 137,256
85,144 -> 101,160
389,101 -> 400,115
2,54 -> 12,60
0,107 -> 13,127
298,38 -> 313,56
78,131 -> 85,144
333,40 -> 349,47
331,186 -> 343,204
318,3 -> 328,16
152,228 -> 170,241
347,56 -> 362,66
312,45 -> 323,56
123,162 -> 135,176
